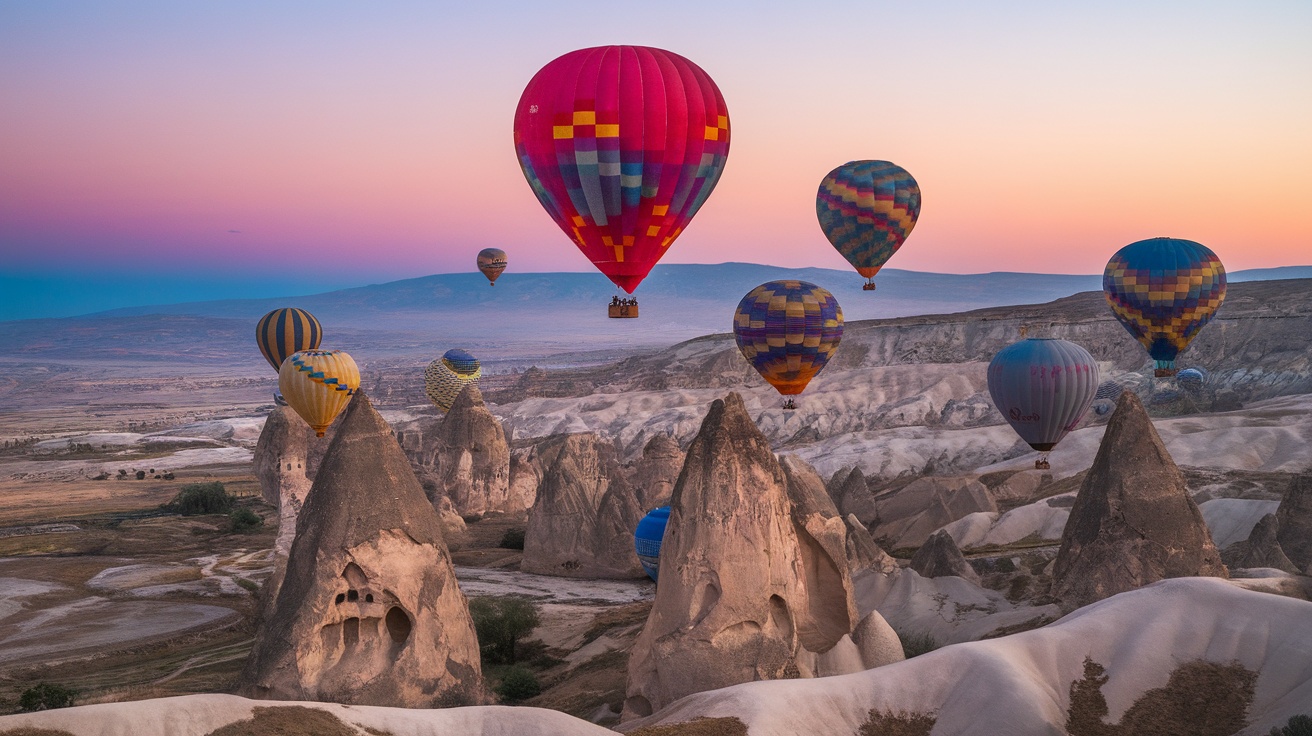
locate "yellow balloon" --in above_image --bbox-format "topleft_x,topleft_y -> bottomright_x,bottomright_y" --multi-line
278,350 -> 361,437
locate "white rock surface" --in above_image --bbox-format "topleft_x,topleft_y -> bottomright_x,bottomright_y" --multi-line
623,578 -> 1312,736
1200,498 -> 1283,549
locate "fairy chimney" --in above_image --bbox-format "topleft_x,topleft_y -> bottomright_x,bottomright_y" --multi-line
238,391 -> 483,707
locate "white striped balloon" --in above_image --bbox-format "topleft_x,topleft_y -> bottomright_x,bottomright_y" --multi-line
987,338 -> 1099,454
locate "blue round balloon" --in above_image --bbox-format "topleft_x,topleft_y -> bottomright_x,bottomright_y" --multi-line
442,348 -> 479,375
1177,367 -> 1206,392
634,506 -> 670,582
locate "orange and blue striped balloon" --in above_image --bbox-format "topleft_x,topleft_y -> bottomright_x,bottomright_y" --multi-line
816,160 -> 920,288
1103,237 -> 1226,376
733,280 -> 843,398
256,308 -> 322,373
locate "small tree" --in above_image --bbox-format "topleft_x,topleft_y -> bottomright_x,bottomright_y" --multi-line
1271,715 -> 1312,736
469,597 -> 540,664
495,666 -> 541,702
19,682 -> 76,711
229,508 -> 264,533
162,482 -> 233,515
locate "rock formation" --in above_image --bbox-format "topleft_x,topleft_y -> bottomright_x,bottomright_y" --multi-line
239,391 -> 483,707
630,433 -> 684,508
1051,392 -> 1226,609
832,466 -> 880,526
909,530 -> 980,584
1276,471 -> 1312,574
425,384 -> 514,517
521,433 -> 646,579
1221,514 -> 1298,573
253,406 -> 319,614
623,394 -> 901,721
844,514 -> 900,576
871,476 -> 997,550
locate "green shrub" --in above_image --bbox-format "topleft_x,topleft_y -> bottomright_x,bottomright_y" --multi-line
896,629 -> 941,659
229,508 -> 264,533
162,482 -> 233,515
469,597 -> 540,664
495,665 -> 542,702
1271,715 -> 1312,736
19,682 -> 76,711
499,527 -> 526,550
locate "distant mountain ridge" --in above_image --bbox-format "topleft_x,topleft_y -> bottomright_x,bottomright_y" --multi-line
2,263 -> 1309,372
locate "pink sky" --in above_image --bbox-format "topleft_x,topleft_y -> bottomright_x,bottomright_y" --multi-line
2,2 -> 1309,285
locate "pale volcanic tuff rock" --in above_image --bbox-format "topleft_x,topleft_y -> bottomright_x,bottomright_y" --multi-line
623,394 -> 901,721
1222,514 -> 1298,573
252,405 -> 320,615
909,530 -> 980,584
832,466 -> 880,526
1276,470 -> 1312,574
870,476 -> 997,550
238,391 -> 483,707
844,514 -> 900,575
1052,391 -> 1227,610
426,384 -> 515,517
630,433 -> 684,508
521,433 -> 647,579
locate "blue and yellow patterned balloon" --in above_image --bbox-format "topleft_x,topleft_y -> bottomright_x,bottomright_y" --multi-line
733,280 -> 843,404
424,348 -> 482,413
1103,237 -> 1226,377
255,307 -> 321,373
816,161 -> 921,290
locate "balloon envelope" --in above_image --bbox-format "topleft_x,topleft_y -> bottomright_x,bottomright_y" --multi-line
987,338 -> 1099,452
279,350 -> 360,437
1104,237 -> 1226,374
733,280 -> 843,396
1176,367 -> 1206,392
477,248 -> 507,285
256,308 -> 322,372
634,506 -> 670,582
514,45 -> 731,294
425,348 -> 481,412
816,160 -> 921,282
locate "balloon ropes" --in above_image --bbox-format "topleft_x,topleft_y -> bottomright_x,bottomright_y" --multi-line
279,350 -> 361,437
987,338 -> 1099,470
1103,237 -> 1226,377
816,160 -> 921,291
733,280 -> 843,410
634,506 -> 671,582
477,248 -> 507,286
425,348 -> 481,413
513,45 -> 731,315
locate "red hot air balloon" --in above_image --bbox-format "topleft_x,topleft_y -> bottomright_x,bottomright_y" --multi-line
514,46 -> 731,298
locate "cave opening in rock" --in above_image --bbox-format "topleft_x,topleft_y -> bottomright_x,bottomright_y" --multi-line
386,606 -> 412,644
343,617 -> 359,647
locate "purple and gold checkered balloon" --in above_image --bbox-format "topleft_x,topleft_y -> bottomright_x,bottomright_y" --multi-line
1103,237 -> 1226,376
733,280 -> 843,397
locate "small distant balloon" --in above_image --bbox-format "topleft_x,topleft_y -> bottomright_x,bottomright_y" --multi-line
279,349 -> 360,437
816,160 -> 921,290
733,280 -> 843,409
425,348 -> 481,413
478,248 -> 507,286
987,338 -> 1099,469
255,308 -> 321,372
1104,237 -> 1226,377
634,506 -> 670,582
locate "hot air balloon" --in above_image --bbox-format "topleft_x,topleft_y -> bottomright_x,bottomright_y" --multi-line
255,308 -> 322,372
279,349 -> 360,437
424,348 -> 481,413
477,248 -> 507,286
987,338 -> 1099,469
513,46 -> 731,309
1104,237 -> 1226,377
816,161 -> 921,291
1176,367 -> 1207,392
634,506 -> 670,582
733,280 -> 843,410
1092,379 -> 1123,416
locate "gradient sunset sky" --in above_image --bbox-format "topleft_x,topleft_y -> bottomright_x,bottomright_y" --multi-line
2,1 -> 1309,318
